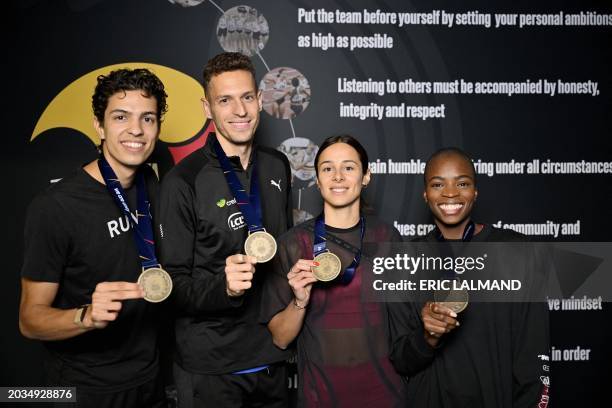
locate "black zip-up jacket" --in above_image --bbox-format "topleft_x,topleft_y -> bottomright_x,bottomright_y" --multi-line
158,134 -> 292,374
386,225 -> 551,408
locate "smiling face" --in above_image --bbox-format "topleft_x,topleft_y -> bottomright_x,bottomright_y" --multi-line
203,69 -> 262,147
423,152 -> 478,235
316,142 -> 371,211
94,89 -> 159,175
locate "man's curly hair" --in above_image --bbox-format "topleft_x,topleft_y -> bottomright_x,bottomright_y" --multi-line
92,68 -> 168,124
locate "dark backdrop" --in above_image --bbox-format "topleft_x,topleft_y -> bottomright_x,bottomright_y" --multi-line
4,0 -> 611,406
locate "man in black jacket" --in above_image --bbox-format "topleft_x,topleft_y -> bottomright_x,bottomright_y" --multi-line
387,147 -> 551,408
159,52 -> 292,407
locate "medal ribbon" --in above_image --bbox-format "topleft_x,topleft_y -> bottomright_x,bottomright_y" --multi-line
98,155 -> 158,269
434,220 -> 475,243
213,137 -> 264,233
313,214 -> 365,285
434,221 -> 476,279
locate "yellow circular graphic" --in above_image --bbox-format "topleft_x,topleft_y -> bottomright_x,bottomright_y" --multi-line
32,62 -> 205,145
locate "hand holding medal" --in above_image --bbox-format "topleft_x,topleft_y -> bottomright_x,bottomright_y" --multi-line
225,254 -> 258,297
422,222 -> 476,343
422,301 -> 460,346
287,259 -> 318,309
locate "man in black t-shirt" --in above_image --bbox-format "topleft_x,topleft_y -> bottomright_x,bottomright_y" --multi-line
19,68 -> 168,407
159,52 -> 292,407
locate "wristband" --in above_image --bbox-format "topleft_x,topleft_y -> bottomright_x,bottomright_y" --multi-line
73,304 -> 90,328
293,298 -> 307,310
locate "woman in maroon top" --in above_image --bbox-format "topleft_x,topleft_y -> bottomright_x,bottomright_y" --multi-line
261,135 -> 404,407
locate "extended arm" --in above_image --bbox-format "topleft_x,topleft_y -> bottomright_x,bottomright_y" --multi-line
268,259 -> 317,349
19,279 -> 143,340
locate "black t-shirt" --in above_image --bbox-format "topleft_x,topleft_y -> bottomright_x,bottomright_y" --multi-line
21,167 -> 161,392
261,216 -> 405,407
387,225 -> 551,408
158,135 -> 293,374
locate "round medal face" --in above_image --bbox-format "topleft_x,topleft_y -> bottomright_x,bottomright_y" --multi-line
244,231 -> 277,263
138,267 -> 173,303
434,288 -> 469,313
312,252 -> 342,282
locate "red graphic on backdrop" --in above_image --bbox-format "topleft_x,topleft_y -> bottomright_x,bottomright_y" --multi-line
167,121 -> 215,164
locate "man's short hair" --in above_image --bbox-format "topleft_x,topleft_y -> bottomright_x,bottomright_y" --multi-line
202,52 -> 256,95
92,68 -> 168,124
424,147 -> 477,185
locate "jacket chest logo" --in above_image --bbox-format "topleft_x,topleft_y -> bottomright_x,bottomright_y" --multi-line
227,212 -> 246,231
